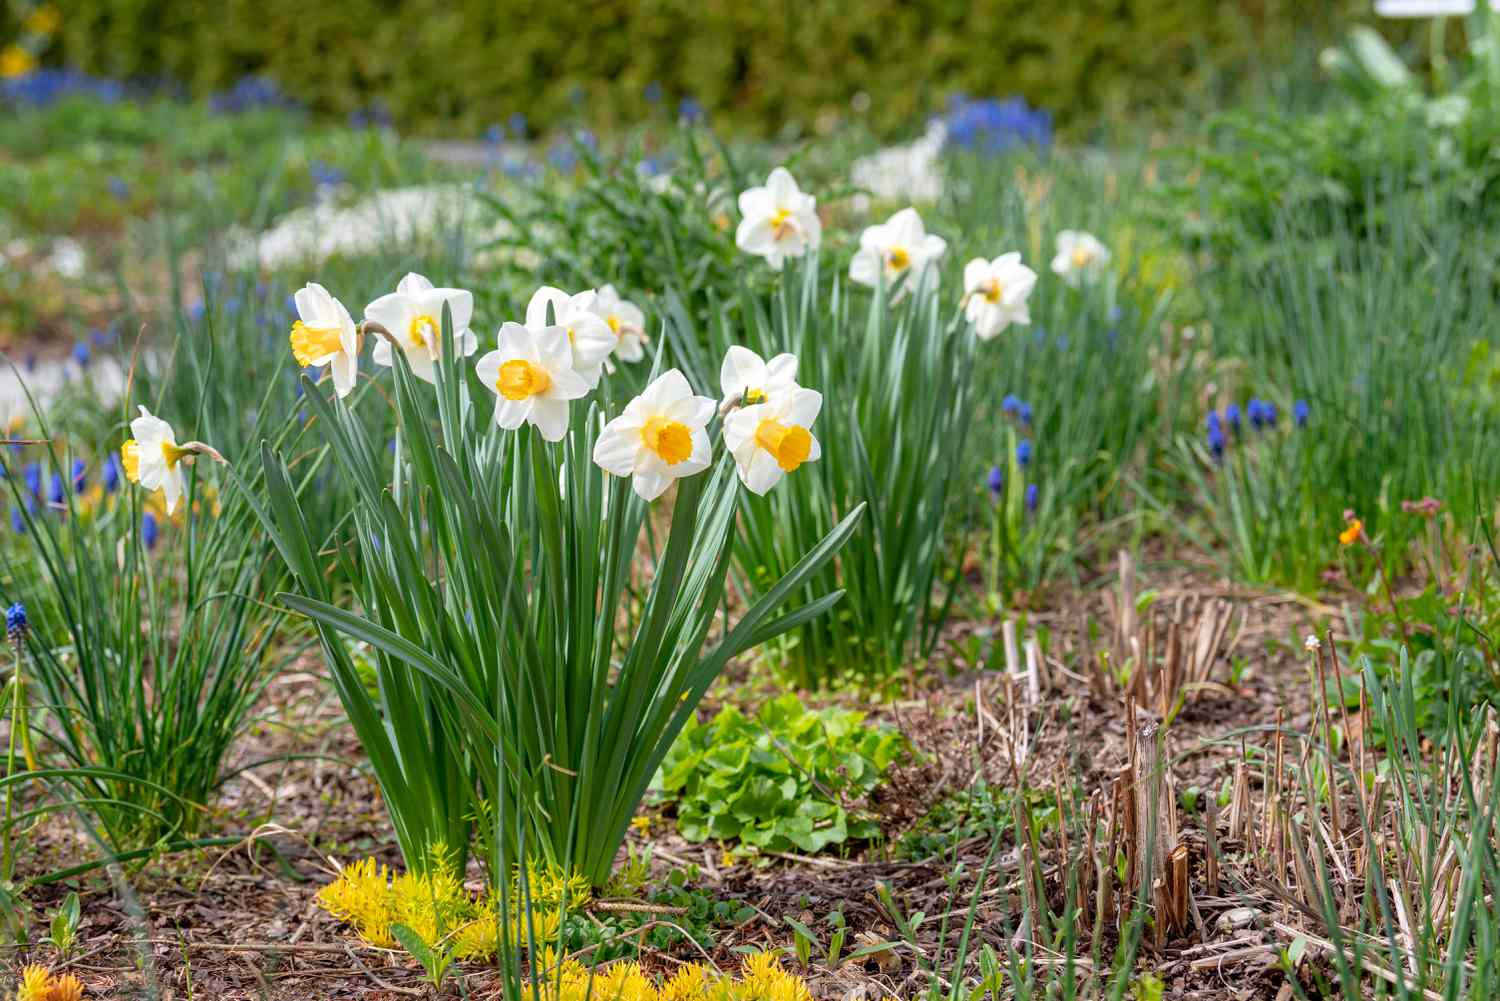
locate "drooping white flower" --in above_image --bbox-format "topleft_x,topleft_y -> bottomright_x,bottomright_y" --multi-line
735,167 -> 821,271
718,346 -> 799,411
525,286 -> 616,388
365,272 -> 477,383
289,282 -> 360,398
592,370 -> 715,501
723,386 -> 823,495
588,284 -> 649,364
962,253 -> 1037,340
119,406 -> 193,515
1050,230 -> 1110,287
474,323 -> 590,442
849,207 -> 947,295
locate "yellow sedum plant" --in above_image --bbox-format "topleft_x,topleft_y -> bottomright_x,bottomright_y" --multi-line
547,952 -> 812,1001
315,851 -> 581,961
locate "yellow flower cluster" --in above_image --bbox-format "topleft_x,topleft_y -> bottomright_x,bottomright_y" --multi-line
547,951 -> 812,1001
15,965 -> 85,1001
315,851 -> 581,961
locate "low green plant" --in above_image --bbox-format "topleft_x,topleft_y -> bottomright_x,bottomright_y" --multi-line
655,693 -> 905,854
1337,518 -> 1500,743
0,415 -> 288,854
42,891 -> 80,959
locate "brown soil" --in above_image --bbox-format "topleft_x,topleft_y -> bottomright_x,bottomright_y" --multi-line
0,559 -> 1388,999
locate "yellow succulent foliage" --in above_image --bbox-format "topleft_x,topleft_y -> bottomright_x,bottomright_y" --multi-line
548,953 -> 812,1001
15,966 -> 51,1001
14,965 -> 87,1001
316,849 -> 573,962
315,857 -> 397,947
520,858 -> 592,910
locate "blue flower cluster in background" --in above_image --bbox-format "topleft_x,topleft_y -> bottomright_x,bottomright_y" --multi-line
1000,394 -> 1033,427
208,76 -> 295,114
309,160 -> 347,190
349,101 -> 392,130
989,393 -> 1041,516
1247,397 -> 1278,431
1206,396 -> 1309,461
0,68 -> 124,108
940,95 -> 1053,154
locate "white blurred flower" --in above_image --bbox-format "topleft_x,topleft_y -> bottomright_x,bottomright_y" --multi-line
47,239 -> 87,279
1304,634 -> 1321,653
589,284 -> 649,364
525,286 -> 616,388
289,282 -> 360,398
962,253 -> 1037,340
365,272 -> 477,384
723,386 -> 823,495
735,167 -> 821,271
475,323 -> 589,441
718,346 -> 799,411
849,207 -> 946,296
849,122 -> 947,209
1050,230 -> 1110,287
592,370 -> 715,501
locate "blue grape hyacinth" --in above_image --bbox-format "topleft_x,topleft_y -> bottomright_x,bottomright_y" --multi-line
5,601 -> 26,644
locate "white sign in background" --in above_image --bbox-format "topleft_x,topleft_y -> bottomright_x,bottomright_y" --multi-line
1375,0 -> 1499,16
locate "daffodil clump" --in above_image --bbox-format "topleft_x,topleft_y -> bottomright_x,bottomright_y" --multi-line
547,951 -> 812,1001
316,852 -> 586,960
13,964 -> 85,1001
262,239 -> 859,893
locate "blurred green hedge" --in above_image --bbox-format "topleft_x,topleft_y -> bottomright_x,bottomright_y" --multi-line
47,0 -> 1343,136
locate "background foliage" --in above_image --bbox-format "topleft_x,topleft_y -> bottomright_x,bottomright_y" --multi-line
39,0 -> 1351,138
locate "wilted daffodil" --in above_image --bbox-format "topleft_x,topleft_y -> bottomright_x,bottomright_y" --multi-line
962,253 -> 1037,340
525,286 -> 617,388
365,272 -> 477,384
718,345 -> 799,412
589,284 -> 649,364
735,167 -> 821,271
475,323 -> 589,441
289,282 -> 359,398
119,406 -> 224,516
849,207 -> 946,296
592,370 -> 714,501
724,385 -> 823,495
1050,230 -> 1110,287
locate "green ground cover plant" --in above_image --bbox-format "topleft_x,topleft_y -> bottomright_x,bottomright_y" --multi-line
654,693 -> 906,854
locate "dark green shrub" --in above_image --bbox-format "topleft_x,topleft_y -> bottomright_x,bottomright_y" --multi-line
47,0 -> 1339,137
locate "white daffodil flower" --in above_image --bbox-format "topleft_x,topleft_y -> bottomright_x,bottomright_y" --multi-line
525,286 -> 617,388
475,322 -> 590,442
589,284 -> 649,364
735,167 -> 821,271
289,282 -> 360,398
723,385 -> 823,495
849,207 -> 947,296
718,345 -> 799,412
592,370 -> 715,501
1050,230 -> 1110,287
962,253 -> 1037,341
119,406 -> 217,516
365,272 -> 478,384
